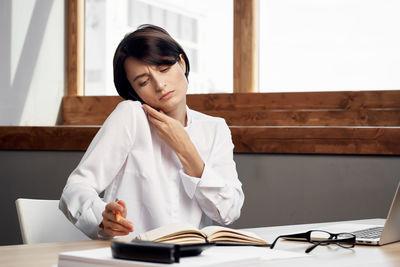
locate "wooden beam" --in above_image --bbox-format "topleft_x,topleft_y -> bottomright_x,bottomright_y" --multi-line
67,0 -> 84,96
230,126 -> 400,154
62,96 -> 123,125
234,0 -> 258,93
0,126 -> 98,151
1,126 -> 399,155
62,91 -> 400,126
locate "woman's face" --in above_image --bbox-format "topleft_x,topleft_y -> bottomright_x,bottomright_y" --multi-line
124,55 -> 188,113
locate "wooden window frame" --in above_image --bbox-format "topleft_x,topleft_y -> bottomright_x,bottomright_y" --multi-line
58,0 -> 400,155
67,0 -> 84,96
67,0 -> 258,95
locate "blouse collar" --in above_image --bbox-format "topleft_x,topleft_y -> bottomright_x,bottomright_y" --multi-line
185,105 -> 192,129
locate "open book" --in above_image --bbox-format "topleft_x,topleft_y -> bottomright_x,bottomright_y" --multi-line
135,223 -> 269,246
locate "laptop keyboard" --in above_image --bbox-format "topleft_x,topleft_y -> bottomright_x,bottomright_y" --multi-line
352,227 -> 383,239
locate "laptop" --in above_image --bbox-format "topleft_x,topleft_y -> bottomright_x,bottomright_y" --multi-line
287,182 -> 400,246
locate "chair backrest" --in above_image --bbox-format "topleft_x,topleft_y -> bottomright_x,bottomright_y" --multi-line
15,198 -> 90,244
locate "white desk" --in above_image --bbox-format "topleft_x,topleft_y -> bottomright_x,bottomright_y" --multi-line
250,218 -> 399,266
0,219 -> 398,267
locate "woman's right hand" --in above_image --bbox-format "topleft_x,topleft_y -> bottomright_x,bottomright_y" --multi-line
100,199 -> 134,236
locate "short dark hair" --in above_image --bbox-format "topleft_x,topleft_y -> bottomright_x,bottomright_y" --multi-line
113,24 -> 190,102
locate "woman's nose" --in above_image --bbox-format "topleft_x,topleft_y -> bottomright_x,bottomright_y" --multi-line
154,79 -> 166,91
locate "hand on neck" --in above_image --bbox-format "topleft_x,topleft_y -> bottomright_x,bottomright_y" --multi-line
163,104 -> 187,127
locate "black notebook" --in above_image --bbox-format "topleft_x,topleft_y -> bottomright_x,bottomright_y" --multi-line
111,239 -> 215,263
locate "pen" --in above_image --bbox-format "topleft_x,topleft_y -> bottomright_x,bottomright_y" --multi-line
115,198 -> 121,222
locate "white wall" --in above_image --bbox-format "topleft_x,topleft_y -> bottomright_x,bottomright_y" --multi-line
0,0 -> 65,126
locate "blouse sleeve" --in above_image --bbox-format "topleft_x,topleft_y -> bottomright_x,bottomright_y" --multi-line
59,101 -> 136,239
179,120 -> 244,225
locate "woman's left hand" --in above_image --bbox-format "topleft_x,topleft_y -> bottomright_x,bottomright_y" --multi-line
142,104 -> 189,154
142,104 -> 204,178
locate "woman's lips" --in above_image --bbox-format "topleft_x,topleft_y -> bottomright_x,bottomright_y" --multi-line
160,90 -> 174,101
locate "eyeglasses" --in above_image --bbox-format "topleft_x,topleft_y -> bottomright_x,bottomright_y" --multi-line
270,230 -> 356,253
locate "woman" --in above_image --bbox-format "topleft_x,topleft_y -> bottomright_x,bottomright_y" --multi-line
59,25 -> 244,239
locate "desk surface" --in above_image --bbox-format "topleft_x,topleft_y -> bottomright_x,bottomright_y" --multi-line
0,219 -> 399,267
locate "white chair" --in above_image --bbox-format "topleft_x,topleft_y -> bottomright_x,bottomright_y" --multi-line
15,198 -> 90,244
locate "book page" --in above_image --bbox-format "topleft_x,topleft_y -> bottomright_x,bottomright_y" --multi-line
136,223 -> 206,242
161,236 -> 207,244
155,233 -> 207,244
201,226 -> 268,245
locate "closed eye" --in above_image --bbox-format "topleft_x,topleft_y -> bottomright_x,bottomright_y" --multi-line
139,79 -> 149,87
160,66 -> 171,72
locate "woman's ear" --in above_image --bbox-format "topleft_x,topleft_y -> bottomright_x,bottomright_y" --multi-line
178,54 -> 186,71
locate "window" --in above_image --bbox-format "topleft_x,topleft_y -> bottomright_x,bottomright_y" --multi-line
84,0 -> 233,96
259,0 -> 400,92
60,0 -> 400,155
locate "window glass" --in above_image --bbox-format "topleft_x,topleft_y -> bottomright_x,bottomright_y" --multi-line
259,0 -> 400,92
85,0 -> 233,95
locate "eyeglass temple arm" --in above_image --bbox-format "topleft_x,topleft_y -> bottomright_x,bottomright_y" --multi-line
270,232 -> 309,249
305,242 -> 320,253
305,236 -> 355,253
305,239 -> 335,254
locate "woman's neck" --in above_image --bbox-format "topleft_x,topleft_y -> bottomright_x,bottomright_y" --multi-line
166,102 -> 187,126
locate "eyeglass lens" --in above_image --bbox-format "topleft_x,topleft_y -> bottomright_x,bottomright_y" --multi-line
271,230 -> 355,252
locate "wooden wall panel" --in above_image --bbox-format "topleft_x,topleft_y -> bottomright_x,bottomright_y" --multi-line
186,91 -> 400,110
0,126 -> 98,151
1,126 -> 399,155
231,126 -> 400,154
2,91 -> 397,154
62,96 -> 123,125
62,91 -> 400,126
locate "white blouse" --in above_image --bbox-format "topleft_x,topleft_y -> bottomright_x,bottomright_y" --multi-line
59,100 -> 244,239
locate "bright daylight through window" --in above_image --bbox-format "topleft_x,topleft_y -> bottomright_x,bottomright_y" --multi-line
259,0 -> 400,92
84,0 -> 233,96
